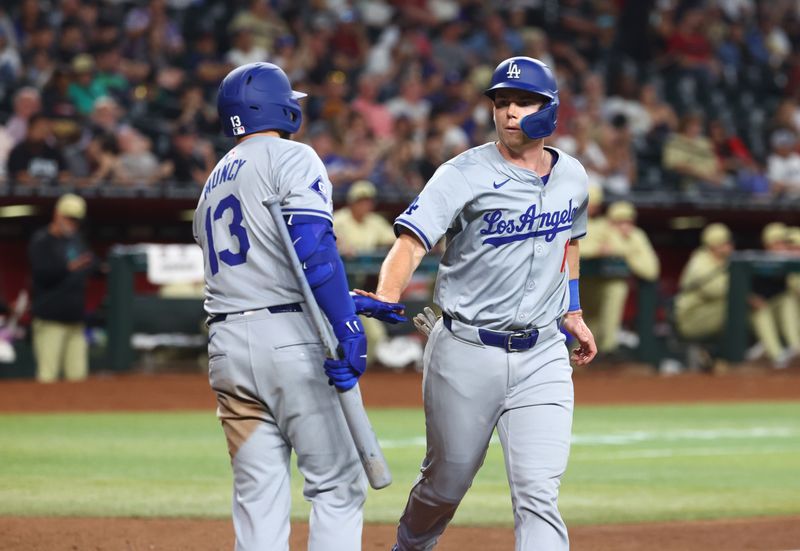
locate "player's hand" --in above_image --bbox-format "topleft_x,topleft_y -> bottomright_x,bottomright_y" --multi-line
325,315 -> 367,391
68,252 -> 93,272
413,306 -> 439,337
350,292 -> 407,324
562,310 -> 597,366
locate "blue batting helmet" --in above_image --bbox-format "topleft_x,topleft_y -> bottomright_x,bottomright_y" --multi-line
484,56 -> 559,139
217,62 -> 307,138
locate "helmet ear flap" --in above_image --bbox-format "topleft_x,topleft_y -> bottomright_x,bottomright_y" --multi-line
519,99 -> 559,139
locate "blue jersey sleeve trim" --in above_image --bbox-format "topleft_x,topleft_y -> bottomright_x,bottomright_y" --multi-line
283,213 -> 332,227
282,207 -> 333,221
571,231 -> 587,240
394,219 -> 432,251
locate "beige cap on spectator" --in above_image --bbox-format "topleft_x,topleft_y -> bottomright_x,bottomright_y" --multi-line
55,194 -> 87,219
587,184 -> 603,208
787,227 -> 800,247
701,223 -> 732,247
762,222 -> 788,247
347,180 -> 376,204
72,53 -> 95,73
607,200 -> 636,222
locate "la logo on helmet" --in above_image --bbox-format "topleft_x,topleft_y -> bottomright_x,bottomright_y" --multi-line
506,62 -> 521,79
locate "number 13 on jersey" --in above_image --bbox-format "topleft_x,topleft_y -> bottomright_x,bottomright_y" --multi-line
204,193 -> 250,275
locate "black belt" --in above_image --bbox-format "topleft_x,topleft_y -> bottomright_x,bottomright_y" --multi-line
207,303 -> 302,325
442,313 -> 539,352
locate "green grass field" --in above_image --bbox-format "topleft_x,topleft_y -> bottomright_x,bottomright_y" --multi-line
1,402 -> 798,526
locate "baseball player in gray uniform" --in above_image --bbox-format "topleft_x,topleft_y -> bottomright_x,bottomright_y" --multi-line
359,57 -> 597,550
193,62 -> 404,551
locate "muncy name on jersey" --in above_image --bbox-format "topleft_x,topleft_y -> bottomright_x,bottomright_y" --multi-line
480,200 -> 577,247
202,159 -> 248,200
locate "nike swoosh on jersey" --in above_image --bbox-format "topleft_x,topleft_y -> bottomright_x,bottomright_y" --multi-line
493,178 -> 511,189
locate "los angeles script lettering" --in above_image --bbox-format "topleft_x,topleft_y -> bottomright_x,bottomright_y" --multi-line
480,200 -> 576,246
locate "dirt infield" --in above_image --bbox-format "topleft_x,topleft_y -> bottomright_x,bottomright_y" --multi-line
2,366 -> 800,412
1,368 -> 799,550
2,515 -> 800,551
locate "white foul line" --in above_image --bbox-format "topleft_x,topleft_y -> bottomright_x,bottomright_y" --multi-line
379,426 -> 799,450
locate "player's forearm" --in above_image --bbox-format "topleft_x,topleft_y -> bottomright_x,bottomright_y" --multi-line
376,234 -> 426,302
566,240 -> 580,280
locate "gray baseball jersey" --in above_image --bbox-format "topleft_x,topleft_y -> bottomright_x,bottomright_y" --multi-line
193,135 -> 366,551
395,143 -> 588,330
392,143 -> 587,551
193,136 -> 334,315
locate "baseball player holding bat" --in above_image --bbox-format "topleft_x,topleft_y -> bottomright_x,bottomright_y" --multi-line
193,62 -> 403,551
358,57 -> 597,550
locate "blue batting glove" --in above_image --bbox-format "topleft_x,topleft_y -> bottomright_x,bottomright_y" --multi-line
351,292 -> 407,324
325,316 -> 367,391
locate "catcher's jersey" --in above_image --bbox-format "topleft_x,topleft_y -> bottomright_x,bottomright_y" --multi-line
395,144 -> 588,331
193,135 -> 333,315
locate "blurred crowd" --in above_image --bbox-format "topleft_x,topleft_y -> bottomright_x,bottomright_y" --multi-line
1,0 -> 800,201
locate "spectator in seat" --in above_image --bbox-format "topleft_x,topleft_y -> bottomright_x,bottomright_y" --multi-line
709,118 -> 766,194
6,114 -> 68,187
162,124 -> 215,189
227,0 -> 289,55
599,113 -> 637,195
639,83 -> 678,143
175,84 -> 218,135
64,131 -> 118,188
0,27 -> 21,93
662,112 -> 725,192
67,54 -> 109,116
225,27 -> 268,67
41,69 -> 78,121
4,87 -> 41,146
92,45 -> 130,104
351,73 -> 394,140
554,114 -> 609,191
664,8 -> 717,94
186,31 -> 232,90
112,127 -> 166,187
385,75 -> 431,140
88,96 -> 126,138
766,129 -> 800,198
0,126 -> 13,183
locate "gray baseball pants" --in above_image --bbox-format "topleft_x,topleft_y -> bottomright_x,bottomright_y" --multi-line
396,318 -> 574,551
207,307 -> 367,551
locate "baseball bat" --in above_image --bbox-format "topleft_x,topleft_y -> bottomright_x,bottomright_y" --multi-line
263,197 -> 392,489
